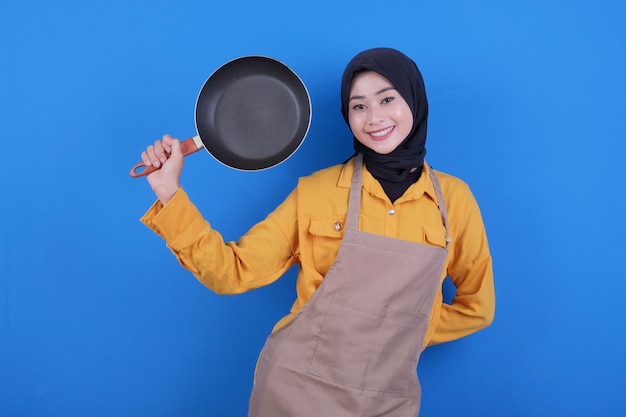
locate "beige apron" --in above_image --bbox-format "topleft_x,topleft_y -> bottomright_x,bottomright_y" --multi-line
249,154 -> 449,417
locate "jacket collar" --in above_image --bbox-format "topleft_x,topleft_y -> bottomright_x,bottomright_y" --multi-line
337,157 -> 438,203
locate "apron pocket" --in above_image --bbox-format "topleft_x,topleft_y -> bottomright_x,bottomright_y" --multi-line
307,293 -> 425,394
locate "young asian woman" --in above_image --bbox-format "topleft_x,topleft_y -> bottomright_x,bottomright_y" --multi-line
138,47 -> 495,417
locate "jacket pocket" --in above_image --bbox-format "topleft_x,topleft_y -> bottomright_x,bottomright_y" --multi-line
309,217 -> 345,275
422,224 -> 448,248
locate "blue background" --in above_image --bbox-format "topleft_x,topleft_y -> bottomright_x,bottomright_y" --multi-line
1,0 -> 625,416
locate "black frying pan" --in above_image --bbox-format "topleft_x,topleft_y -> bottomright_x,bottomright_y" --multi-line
130,56 -> 311,177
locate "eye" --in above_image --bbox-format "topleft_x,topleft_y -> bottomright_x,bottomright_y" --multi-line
351,103 -> 366,111
381,96 -> 395,104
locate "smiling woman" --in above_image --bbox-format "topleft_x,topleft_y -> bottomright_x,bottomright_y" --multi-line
136,47 -> 494,417
347,71 -> 414,155
340,48 -> 431,203
3,0 -> 626,415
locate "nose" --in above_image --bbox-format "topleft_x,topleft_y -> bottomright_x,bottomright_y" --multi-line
367,106 -> 384,124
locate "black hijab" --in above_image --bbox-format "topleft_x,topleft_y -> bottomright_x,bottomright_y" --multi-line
340,48 -> 428,199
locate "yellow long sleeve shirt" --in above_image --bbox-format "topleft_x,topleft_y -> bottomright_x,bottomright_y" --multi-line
141,159 -> 495,346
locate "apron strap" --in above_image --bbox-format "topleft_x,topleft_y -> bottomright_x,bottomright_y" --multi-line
427,165 -> 452,248
345,154 -> 364,232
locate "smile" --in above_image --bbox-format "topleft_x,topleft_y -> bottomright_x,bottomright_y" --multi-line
368,126 -> 394,139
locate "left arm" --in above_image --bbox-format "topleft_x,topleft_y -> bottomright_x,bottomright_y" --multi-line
428,181 -> 495,345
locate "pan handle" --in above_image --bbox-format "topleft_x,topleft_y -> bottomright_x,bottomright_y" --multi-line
129,136 -> 205,178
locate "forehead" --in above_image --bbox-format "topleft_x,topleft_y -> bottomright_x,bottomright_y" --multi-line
349,71 -> 394,95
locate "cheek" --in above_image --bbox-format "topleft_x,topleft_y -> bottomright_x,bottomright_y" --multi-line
396,106 -> 414,135
347,113 -> 361,134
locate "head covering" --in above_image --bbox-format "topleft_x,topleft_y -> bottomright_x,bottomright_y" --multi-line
340,47 -> 428,183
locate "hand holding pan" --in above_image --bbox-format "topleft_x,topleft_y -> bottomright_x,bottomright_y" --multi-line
130,56 -> 311,177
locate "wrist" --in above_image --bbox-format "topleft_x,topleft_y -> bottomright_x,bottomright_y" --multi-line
155,183 -> 180,206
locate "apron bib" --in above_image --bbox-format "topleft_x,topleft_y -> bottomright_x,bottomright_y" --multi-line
249,154 -> 449,417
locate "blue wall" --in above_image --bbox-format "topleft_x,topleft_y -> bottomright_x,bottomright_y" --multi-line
2,0 -> 625,416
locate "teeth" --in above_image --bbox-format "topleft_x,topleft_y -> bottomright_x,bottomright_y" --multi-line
370,127 -> 393,138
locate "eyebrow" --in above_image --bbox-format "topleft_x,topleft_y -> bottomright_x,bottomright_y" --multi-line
349,86 -> 396,102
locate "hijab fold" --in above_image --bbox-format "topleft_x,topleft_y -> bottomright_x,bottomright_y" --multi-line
340,48 -> 429,185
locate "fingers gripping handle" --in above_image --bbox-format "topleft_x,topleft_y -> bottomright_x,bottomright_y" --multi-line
129,136 -> 204,178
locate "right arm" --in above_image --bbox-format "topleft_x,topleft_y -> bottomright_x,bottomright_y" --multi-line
138,135 -> 298,294
141,188 -> 298,294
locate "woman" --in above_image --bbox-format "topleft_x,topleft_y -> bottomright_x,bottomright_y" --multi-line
139,47 -> 495,416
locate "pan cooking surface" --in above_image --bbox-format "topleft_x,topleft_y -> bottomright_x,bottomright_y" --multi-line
195,56 -> 311,170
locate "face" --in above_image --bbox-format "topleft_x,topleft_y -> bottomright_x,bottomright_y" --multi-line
348,71 -> 413,155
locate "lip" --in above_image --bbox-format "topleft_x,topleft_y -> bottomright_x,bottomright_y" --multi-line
367,126 -> 395,141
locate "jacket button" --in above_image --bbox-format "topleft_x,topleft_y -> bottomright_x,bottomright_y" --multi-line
333,222 -> 343,231
388,209 -> 396,215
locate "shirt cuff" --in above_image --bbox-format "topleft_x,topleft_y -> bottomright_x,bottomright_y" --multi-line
140,188 -> 208,249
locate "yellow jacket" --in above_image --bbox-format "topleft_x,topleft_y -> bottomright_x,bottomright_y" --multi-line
141,158 -> 495,346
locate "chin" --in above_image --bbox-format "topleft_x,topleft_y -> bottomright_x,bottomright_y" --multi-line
369,145 -> 396,155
